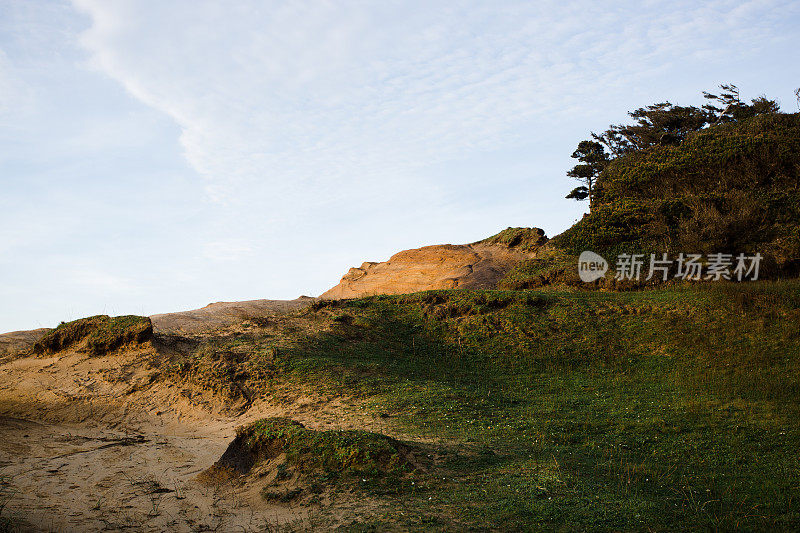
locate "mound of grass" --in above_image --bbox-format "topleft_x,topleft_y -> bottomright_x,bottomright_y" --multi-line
206,418 -> 416,502
243,418 -> 410,479
32,315 -> 107,354
475,226 -> 548,251
33,315 -> 152,356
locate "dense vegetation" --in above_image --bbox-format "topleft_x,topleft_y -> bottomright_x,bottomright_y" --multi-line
564,84 -> 780,207
555,113 -> 800,270
510,88 -> 800,290
559,84 -> 797,255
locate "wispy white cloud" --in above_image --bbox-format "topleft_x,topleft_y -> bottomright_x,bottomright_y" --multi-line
70,0 -> 798,208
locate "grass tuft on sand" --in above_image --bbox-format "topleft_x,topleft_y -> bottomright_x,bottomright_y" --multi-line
33,315 -> 152,356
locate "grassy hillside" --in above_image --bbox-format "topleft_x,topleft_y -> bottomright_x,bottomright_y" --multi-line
167,281 -> 800,530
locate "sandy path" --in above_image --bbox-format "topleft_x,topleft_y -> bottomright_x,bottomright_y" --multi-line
0,416 -> 271,532
0,412 -> 315,533
0,348 -> 344,532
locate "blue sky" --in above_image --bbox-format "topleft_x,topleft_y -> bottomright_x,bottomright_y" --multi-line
1,0 -> 799,331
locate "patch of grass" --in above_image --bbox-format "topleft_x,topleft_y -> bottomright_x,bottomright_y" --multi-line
82,315 -> 152,355
165,332 -> 278,402
476,227 -> 548,251
242,418 -> 412,484
33,315 -> 152,355
261,487 -> 304,502
498,248 -> 580,289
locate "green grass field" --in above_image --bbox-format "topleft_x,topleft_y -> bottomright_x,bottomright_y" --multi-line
201,281 -> 799,531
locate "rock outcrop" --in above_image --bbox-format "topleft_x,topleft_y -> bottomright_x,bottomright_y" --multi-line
321,227 -> 547,299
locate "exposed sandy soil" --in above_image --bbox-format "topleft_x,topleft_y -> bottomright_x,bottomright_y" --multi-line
0,415 -> 260,532
0,315 -> 383,531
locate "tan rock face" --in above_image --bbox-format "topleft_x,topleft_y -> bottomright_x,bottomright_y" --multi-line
320,228 -> 547,299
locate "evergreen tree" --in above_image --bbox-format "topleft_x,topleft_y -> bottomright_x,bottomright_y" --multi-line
565,140 -> 608,209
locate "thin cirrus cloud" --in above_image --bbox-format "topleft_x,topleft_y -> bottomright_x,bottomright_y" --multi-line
69,0 -> 797,206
